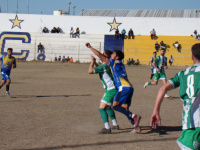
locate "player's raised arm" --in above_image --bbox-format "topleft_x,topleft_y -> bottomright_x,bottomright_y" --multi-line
88,56 -> 96,74
86,43 -> 109,64
151,82 -> 173,129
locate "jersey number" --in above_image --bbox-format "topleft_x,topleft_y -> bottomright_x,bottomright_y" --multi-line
186,75 -> 194,98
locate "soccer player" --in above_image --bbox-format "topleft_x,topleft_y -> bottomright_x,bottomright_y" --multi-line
151,43 -> 200,150
88,50 -> 119,134
144,48 -> 169,98
86,43 -> 142,133
0,48 -> 16,96
150,51 -> 157,80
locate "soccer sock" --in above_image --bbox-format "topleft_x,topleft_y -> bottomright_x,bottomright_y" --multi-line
148,82 -> 152,85
113,105 -> 135,126
106,108 -> 118,126
99,108 -> 110,128
6,85 -> 9,92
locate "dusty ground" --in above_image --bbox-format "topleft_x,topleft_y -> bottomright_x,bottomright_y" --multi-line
0,62 -> 188,150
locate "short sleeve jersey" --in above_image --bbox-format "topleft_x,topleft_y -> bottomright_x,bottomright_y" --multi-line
0,55 -> 16,75
109,59 -> 132,88
94,63 -> 116,91
153,55 -> 167,74
168,64 -> 200,130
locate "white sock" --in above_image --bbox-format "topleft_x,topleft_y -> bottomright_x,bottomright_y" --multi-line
112,119 -> 118,126
131,114 -> 135,118
104,122 -> 110,129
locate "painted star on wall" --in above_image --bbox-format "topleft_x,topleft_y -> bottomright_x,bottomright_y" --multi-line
9,15 -> 24,29
107,17 -> 122,32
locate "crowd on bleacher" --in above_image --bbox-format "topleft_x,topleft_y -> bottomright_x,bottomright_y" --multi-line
55,56 -> 74,62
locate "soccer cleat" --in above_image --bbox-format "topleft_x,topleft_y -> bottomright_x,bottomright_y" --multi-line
98,128 -> 111,134
132,114 -> 142,128
144,82 -> 148,88
164,94 -> 170,98
5,92 -> 10,96
111,125 -> 119,130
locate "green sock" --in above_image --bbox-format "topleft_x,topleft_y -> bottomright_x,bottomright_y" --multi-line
106,108 -> 116,120
99,108 -> 108,123
148,82 -> 152,85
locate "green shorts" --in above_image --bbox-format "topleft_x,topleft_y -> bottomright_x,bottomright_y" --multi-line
154,73 -> 166,81
177,128 -> 200,150
101,89 -> 117,106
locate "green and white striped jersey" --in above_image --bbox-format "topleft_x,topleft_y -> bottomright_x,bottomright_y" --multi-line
168,64 -> 200,129
153,55 -> 167,73
94,63 -> 116,91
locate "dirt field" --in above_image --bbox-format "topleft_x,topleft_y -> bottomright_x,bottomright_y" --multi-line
0,62 -> 188,150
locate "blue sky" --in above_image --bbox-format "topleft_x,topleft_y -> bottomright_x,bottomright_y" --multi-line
0,0 -> 200,15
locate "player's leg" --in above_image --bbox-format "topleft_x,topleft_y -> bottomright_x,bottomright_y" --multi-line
160,74 -> 169,98
144,73 -> 159,88
5,78 -> 11,96
0,80 -> 5,89
0,72 -> 6,89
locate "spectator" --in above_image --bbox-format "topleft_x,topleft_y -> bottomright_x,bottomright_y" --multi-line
155,41 -> 159,52
75,27 -> 80,38
194,30 -> 198,39
169,55 -> 174,66
150,29 -> 156,40
51,27 -> 57,33
62,56 -> 66,62
131,58 -> 135,65
70,57 -> 74,62
135,59 -> 140,65
37,43 -> 45,54
128,28 -> 134,39
173,41 -> 181,52
58,56 -> 61,61
114,29 -> 120,39
66,56 -> 70,62
160,41 -> 166,49
57,27 -> 62,33
127,58 -> 132,66
42,27 -> 49,33
70,27 -> 74,38
121,29 -> 126,39
54,57 -> 57,61
197,34 -> 200,40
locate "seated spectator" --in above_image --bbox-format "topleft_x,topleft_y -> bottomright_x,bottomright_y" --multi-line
128,28 -> 134,39
37,43 -> 45,54
155,41 -> 159,52
127,58 -> 132,66
70,27 -> 74,38
51,27 -> 57,33
197,34 -> 200,40
74,27 -> 80,38
57,27 -> 62,33
169,55 -> 174,66
121,29 -> 126,39
131,58 -> 135,65
160,41 -> 166,49
42,27 -> 49,33
114,29 -> 120,39
55,57 -> 57,61
58,56 -> 61,61
173,41 -> 181,52
66,56 -> 70,62
135,59 -> 140,65
70,57 -> 74,62
194,30 -> 198,39
150,29 -> 156,40
62,56 -> 66,62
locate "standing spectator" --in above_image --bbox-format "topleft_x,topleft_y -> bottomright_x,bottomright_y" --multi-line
70,27 -> 74,38
42,27 -> 49,33
121,29 -> 126,39
169,55 -> 174,66
38,43 -> 45,54
114,29 -> 120,39
75,28 -> 80,38
128,28 -> 134,39
155,41 -> 159,52
194,30 -> 198,39
150,29 -> 156,40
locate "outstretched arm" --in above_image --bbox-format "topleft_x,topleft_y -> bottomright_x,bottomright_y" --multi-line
151,82 -> 173,129
88,56 -> 96,74
86,43 -> 109,64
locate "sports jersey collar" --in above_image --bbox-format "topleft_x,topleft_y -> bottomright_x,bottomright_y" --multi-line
193,64 -> 200,66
